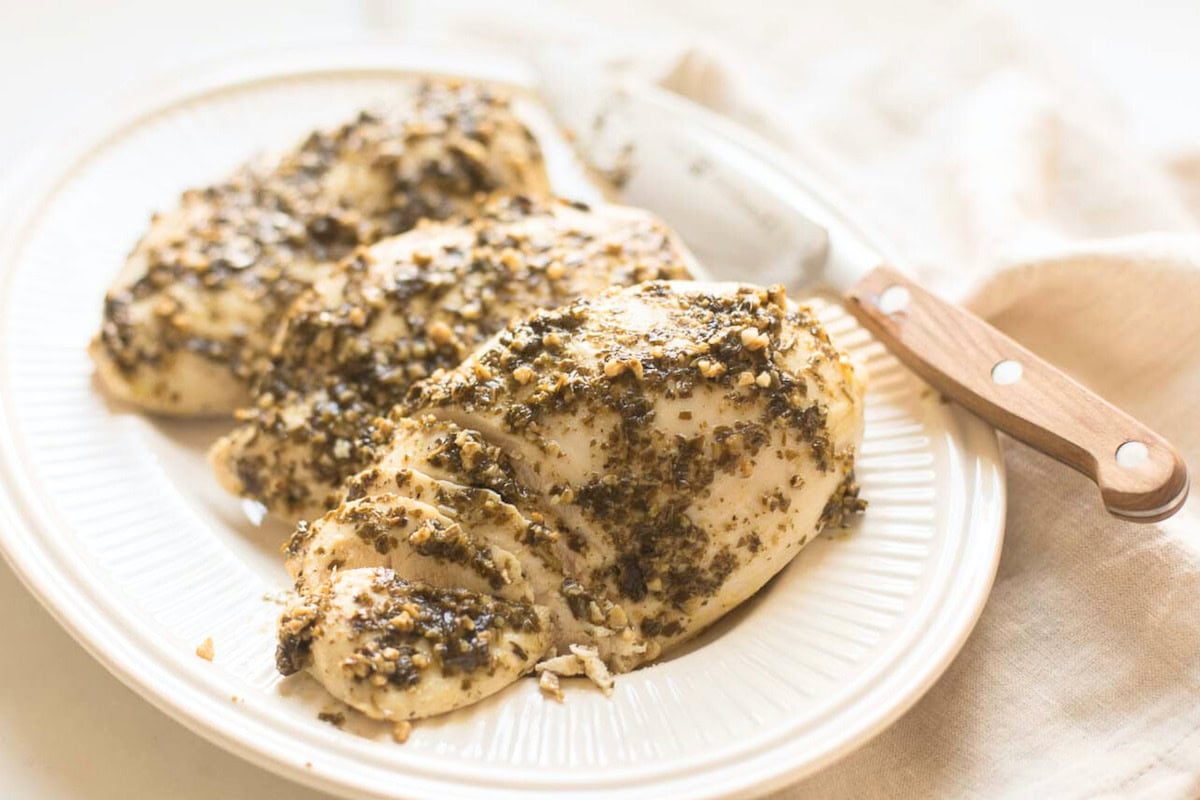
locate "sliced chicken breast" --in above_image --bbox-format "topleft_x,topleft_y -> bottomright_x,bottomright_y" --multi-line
280,281 -> 865,720
408,281 -> 866,656
91,80 -> 553,416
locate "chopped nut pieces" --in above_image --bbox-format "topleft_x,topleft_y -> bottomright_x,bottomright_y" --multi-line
391,720 -> 413,743
535,653 -> 584,677
740,326 -> 770,351
535,645 -> 615,697
195,637 -> 215,662
427,321 -> 455,346
538,670 -> 564,702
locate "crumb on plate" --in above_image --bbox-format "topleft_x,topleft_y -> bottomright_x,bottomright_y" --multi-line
392,720 -> 413,743
195,637 -> 214,661
538,670 -> 564,702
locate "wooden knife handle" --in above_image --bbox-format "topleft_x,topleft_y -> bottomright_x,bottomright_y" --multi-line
845,266 -> 1189,523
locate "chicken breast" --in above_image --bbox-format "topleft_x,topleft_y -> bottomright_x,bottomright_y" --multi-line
279,281 -> 866,720
90,80 -> 554,416
209,196 -> 697,521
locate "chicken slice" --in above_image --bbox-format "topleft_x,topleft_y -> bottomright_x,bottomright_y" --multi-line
209,196 -> 696,520
281,281 -> 865,719
277,568 -> 550,721
285,493 -> 532,603
91,79 -> 554,416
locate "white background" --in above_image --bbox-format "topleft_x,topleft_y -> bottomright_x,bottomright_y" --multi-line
1,1 -> 1198,797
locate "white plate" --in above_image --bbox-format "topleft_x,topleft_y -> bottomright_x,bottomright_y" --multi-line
0,46 -> 1004,800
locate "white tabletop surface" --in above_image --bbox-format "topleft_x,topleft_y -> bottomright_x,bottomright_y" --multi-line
1,1 -> 1197,797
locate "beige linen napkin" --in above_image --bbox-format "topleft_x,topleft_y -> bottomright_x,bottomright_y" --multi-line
402,4 -> 1200,796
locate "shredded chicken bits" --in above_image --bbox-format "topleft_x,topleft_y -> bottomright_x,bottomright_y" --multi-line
278,280 -> 867,722
90,79 -> 553,416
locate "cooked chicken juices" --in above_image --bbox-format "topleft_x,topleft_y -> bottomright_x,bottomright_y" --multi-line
209,196 -> 697,520
278,281 -> 866,721
90,80 -> 553,416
